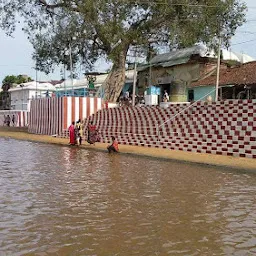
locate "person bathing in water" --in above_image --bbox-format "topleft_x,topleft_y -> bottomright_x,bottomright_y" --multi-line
107,136 -> 119,153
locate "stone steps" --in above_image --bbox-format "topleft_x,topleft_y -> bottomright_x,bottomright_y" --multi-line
101,136 -> 255,158
61,100 -> 256,158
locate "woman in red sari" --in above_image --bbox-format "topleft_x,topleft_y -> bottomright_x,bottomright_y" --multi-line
68,121 -> 76,145
87,121 -> 100,145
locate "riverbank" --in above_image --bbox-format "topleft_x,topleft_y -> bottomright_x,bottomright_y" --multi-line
0,127 -> 255,172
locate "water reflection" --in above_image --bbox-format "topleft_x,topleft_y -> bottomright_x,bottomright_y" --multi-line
0,138 -> 256,255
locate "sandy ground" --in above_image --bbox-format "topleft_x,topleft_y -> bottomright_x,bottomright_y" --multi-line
0,127 -> 255,172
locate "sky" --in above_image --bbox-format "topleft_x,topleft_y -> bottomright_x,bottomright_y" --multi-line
0,0 -> 256,84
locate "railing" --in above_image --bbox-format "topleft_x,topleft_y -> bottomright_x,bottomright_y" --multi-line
156,88 -> 217,140
55,88 -> 99,97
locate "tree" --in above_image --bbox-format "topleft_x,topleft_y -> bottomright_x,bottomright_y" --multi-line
2,75 -> 33,87
0,0 -> 246,102
0,75 -> 32,109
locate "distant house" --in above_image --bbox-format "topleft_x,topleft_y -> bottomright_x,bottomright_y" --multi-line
55,69 -> 135,98
9,81 -> 56,111
137,45 -> 254,103
190,61 -> 256,100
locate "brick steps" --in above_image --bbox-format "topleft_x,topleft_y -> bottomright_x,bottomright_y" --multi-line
100,130 -> 256,146
106,131 -> 255,143
96,125 -> 256,138
101,137 -> 255,159
59,100 -> 256,158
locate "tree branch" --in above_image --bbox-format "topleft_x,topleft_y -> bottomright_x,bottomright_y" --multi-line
38,0 -> 65,9
130,12 -> 151,31
38,0 -> 79,12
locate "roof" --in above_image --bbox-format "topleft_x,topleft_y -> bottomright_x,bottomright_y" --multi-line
9,81 -> 56,92
191,61 -> 256,87
139,45 -> 255,72
150,45 -> 207,66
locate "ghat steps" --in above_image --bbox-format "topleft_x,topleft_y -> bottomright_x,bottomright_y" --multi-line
61,100 -> 256,158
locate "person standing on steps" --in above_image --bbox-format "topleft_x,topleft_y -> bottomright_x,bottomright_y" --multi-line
87,121 -> 100,145
76,119 -> 82,145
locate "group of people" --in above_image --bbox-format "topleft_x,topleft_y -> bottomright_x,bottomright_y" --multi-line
68,119 -> 84,146
68,119 -> 118,153
3,114 -> 15,127
118,92 -> 145,107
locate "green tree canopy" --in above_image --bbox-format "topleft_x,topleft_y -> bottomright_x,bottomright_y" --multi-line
0,0 -> 247,102
2,75 -> 33,88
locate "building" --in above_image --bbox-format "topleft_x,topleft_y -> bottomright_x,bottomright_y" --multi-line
55,69 -> 135,98
190,61 -> 256,100
137,45 -> 254,104
9,81 -> 56,111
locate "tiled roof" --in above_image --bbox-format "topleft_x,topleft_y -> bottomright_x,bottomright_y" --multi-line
191,61 -> 256,87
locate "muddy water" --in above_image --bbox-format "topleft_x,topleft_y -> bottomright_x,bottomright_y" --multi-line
0,138 -> 256,256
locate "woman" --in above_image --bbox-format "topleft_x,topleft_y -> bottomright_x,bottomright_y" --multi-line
68,121 -> 76,145
87,121 -> 100,145
107,136 -> 119,153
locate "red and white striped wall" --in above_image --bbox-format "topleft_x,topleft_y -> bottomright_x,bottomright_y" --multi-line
0,110 -> 29,127
62,97 -> 102,130
29,96 -> 103,135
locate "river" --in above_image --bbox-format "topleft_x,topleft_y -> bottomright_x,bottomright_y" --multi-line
0,137 -> 256,256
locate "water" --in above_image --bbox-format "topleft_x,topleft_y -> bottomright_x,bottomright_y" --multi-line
0,138 -> 256,256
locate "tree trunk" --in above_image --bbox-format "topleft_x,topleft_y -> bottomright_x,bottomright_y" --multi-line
103,48 -> 128,103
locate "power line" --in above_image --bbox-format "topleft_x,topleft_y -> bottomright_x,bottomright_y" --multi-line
118,1 -> 256,9
246,19 -> 256,22
0,63 -> 34,66
232,38 -> 256,46
236,30 -> 256,35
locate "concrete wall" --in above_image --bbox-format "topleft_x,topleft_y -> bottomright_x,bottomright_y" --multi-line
10,89 -> 29,111
10,89 -> 54,111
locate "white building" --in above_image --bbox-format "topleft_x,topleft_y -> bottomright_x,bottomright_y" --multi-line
55,70 -> 135,90
198,45 -> 255,63
55,70 -> 135,97
8,70 -> 136,111
55,78 -> 88,91
9,81 -> 56,111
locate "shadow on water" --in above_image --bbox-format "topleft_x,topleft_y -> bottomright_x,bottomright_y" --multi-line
1,138 -> 256,256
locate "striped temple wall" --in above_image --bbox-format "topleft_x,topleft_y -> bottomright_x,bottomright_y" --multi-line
28,96 -> 102,135
0,110 -> 29,127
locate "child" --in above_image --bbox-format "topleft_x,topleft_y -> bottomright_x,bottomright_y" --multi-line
107,136 -> 119,153
76,131 -> 82,145
75,120 -> 82,145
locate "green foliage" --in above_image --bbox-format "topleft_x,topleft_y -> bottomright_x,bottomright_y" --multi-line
2,75 -> 33,88
0,0 -> 246,80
